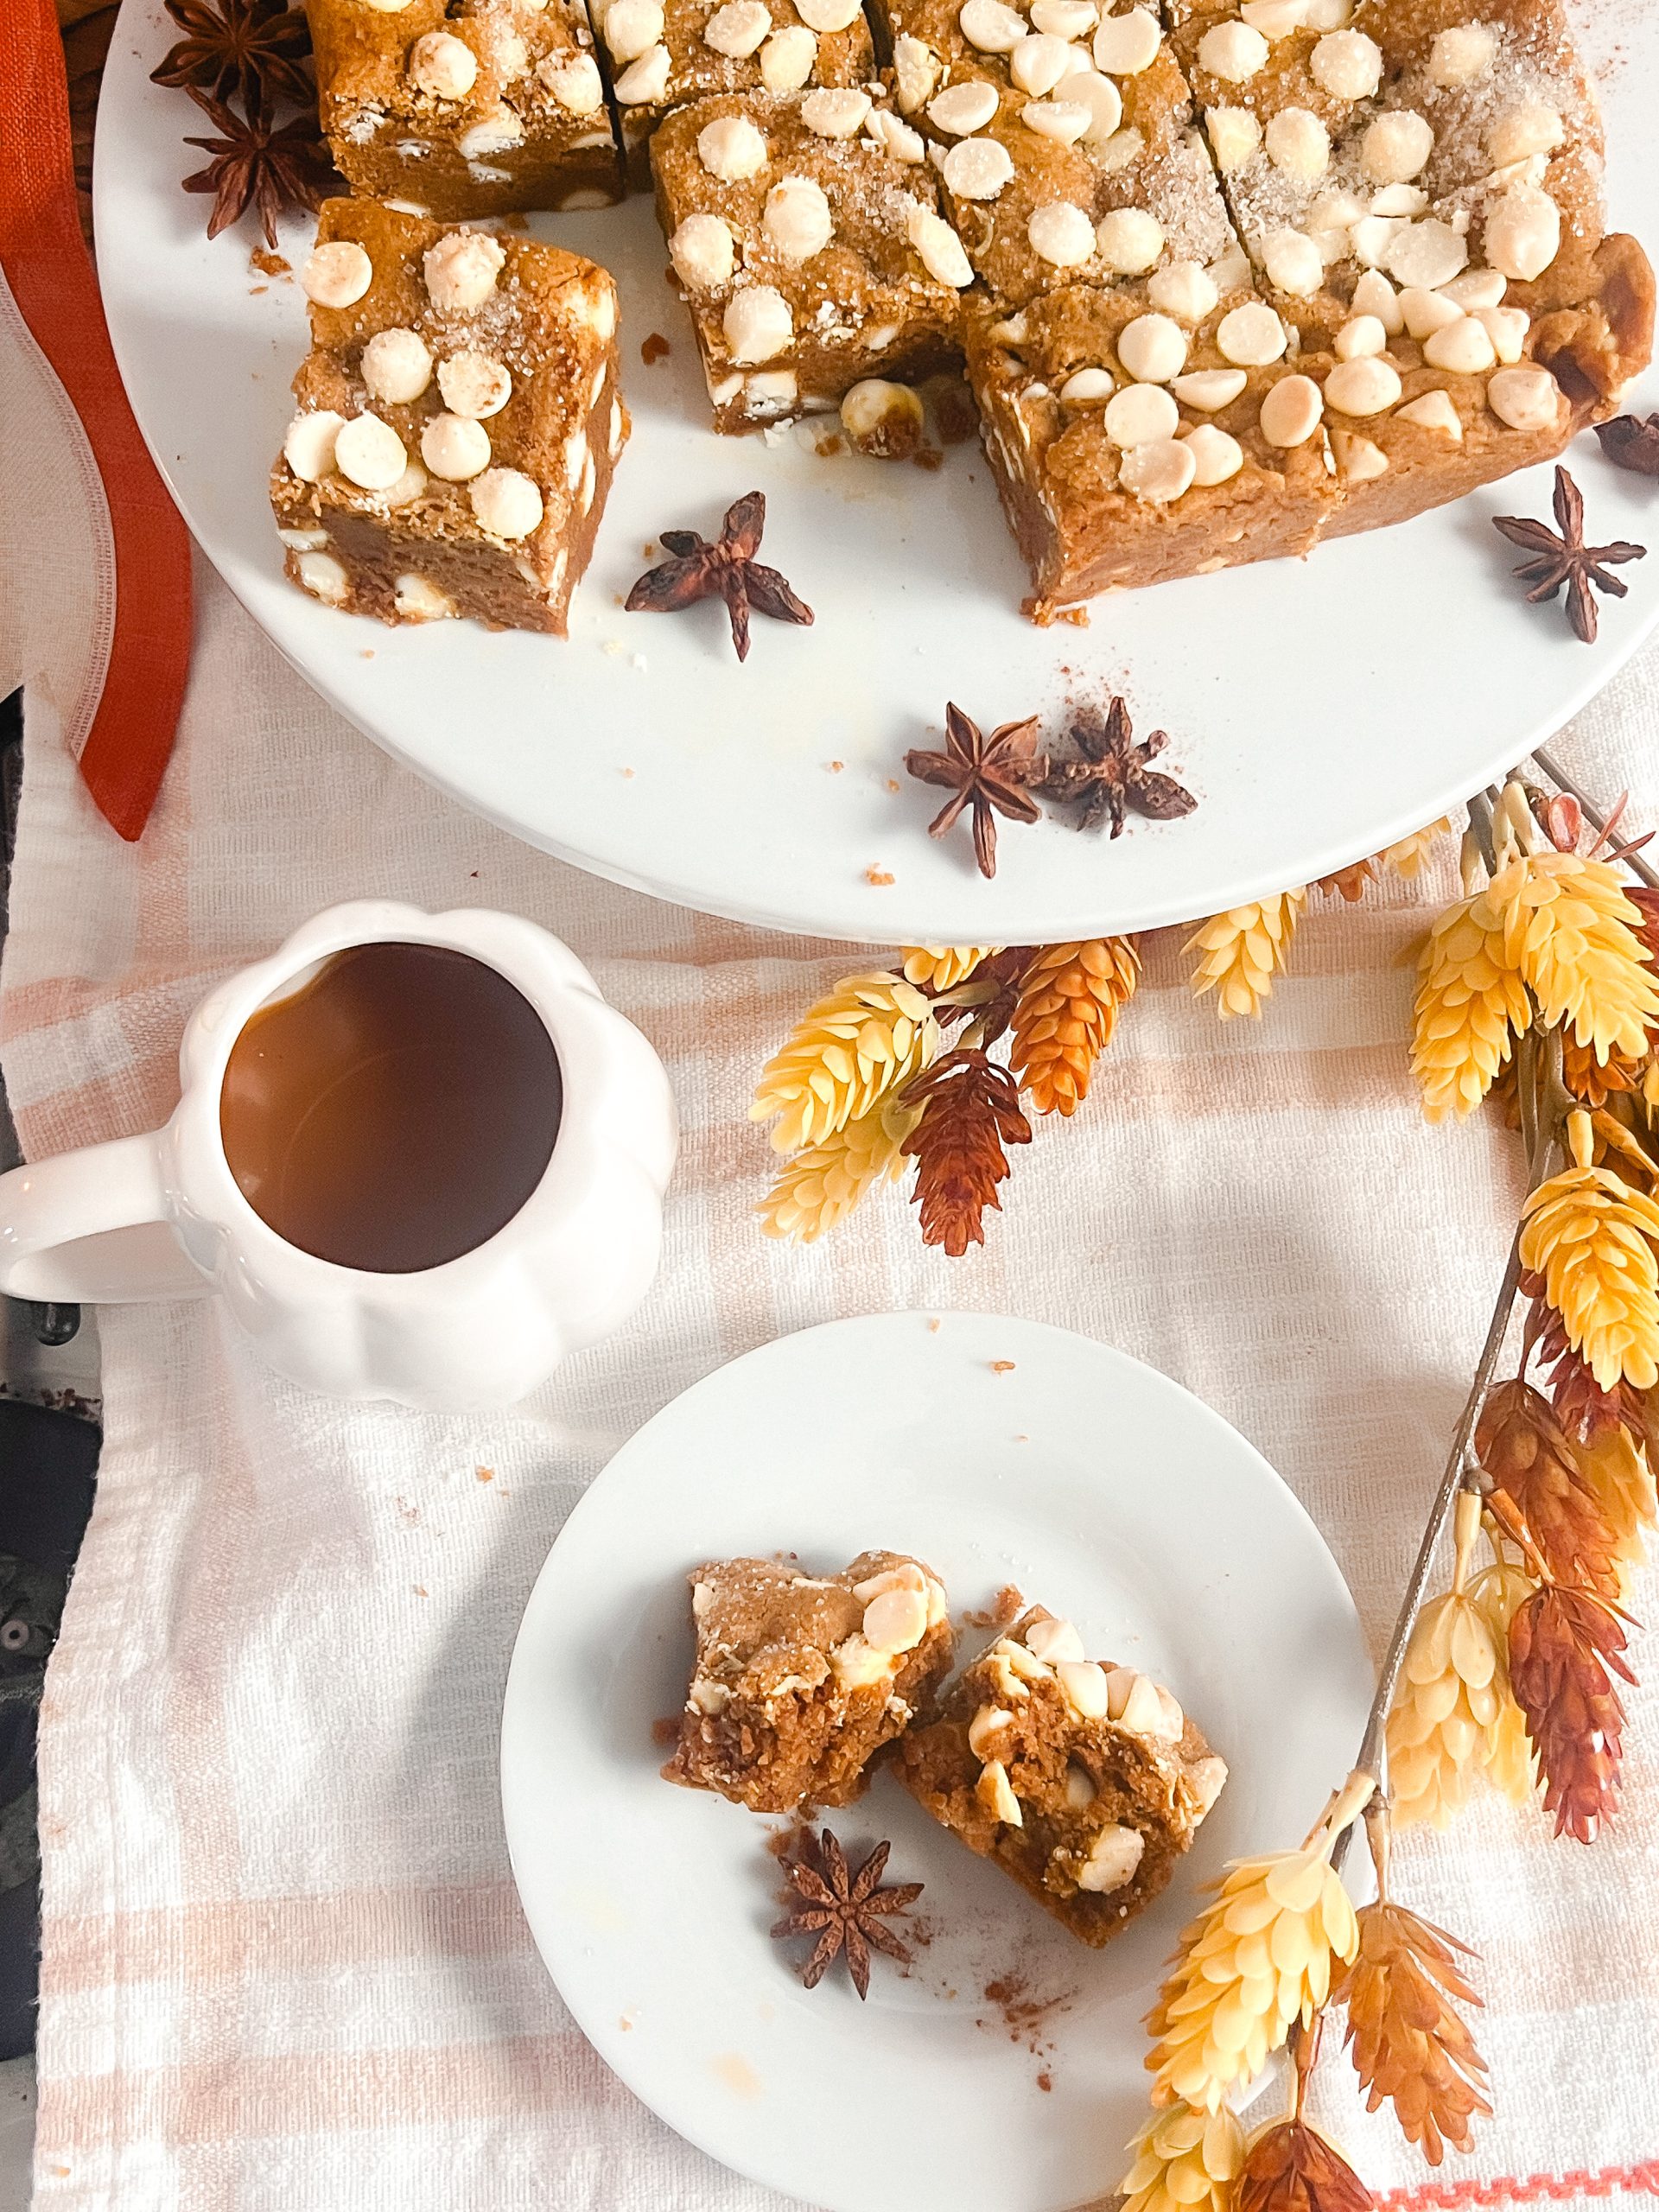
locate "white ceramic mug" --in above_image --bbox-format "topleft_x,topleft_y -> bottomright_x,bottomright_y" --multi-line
0,900 -> 678,1410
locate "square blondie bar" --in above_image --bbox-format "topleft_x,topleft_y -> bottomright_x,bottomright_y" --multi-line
664,1550 -> 954,1811
308,0 -> 623,218
270,199 -> 626,631
898,1607 -> 1226,1945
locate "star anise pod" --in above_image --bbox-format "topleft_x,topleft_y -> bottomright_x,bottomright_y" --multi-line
1236,2121 -> 1372,2212
899,1046 -> 1032,1255
1335,1900 -> 1490,2164
181,90 -> 334,247
625,491 -> 812,662
1035,695 -> 1197,838
905,703 -> 1041,880
1594,413 -> 1659,478
1475,1379 -> 1621,1599
1492,466 -> 1646,645
153,0 -> 313,111
1507,1583 -> 1635,1843
771,1830 -> 922,1999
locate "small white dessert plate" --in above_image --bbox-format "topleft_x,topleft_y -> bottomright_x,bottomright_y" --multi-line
94,0 -> 1659,946
500,1311 -> 1373,2212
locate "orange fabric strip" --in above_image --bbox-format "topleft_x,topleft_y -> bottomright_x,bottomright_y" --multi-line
0,0 -> 189,840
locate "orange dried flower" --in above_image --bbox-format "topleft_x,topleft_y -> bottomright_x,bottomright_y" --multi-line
1475,1379 -> 1621,1599
1237,2123 -> 1371,2212
900,1048 -> 1032,1256
1561,1033 -> 1642,1108
1315,861 -> 1375,904
1010,938 -> 1139,1116
1525,1286 -> 1650,1443
1337,1902 -> 1490,2164
1507,1585 -> 1635,1843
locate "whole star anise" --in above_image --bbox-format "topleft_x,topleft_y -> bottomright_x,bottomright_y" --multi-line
153,0 -> 313,111
899,1046 -> 1032,1255
1507,1582 -> 1635,1843
181,90 -> 334,247
771,1831 -> 922,1999
625,491 -> 812,662
906,703 -> 1041,880
1035,695 -> 1196,837
1492,466 -> 1646,645
1594,413 -> 1659,478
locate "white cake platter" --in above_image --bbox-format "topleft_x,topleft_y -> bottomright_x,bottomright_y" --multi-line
95,0 -> 1658,944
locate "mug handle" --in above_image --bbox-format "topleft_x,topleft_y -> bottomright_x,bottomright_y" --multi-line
0,1133 -> 208,1302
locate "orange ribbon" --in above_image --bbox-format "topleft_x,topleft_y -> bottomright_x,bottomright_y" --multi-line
0,0 -> 190,841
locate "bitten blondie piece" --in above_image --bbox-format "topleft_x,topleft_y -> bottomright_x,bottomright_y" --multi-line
664,1550 -> 954,1811
596,0 -> 874,188
308,0 -> 622,218
898,1607 -> 1226,1946
271,200 -> 626,632
654,91 -> 970,429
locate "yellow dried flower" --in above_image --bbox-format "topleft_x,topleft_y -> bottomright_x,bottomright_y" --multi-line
1388,1492 -> 1511,1827
1185,893 -> 1306,1020
752,973 -> 940,1154
1378,819 -> 1452,880
756,1098 -> 920,1243
1570,1427 -> 1657,1580
1520,1111 -> 1659,1391
1011,938 -> 1139,1116
900,946 -> 1000,991
1466,1560 -> 1540,1803
1491,851 -> 1659,1065
1410,882 -> 1531,1122
1145,1778 -> 1368,2114
1122,2099 -> 1244,2212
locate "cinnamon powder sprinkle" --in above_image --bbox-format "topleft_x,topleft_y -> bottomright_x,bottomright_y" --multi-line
641,332 -> 671,365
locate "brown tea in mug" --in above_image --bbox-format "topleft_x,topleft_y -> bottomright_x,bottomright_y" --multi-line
219,942 -> 562,1272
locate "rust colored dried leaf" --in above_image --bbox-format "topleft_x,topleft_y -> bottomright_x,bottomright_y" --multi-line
1508,1585 -> 1636,1843
899,1047 -> 1032,1256
1475,1378 -> 1622,1598
1237,2122 -> 1372,2212
1335,1902 -> 1490,2165
1525,1286 -> 1650,1444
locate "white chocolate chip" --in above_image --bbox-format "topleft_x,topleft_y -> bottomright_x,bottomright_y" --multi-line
1383,219 -> 1467,289
867,107 -> 926,160
1065,1762 -> 1097,1808
1117,311 -> 1187,382
801,87 -> 871,135
722,285 -> 793,364
1022,98 -> 1091,144
1397,387 -> 1462,439
931,79 -> 1001,132
1077,1821 -> 1144,1892
999,1637 -> 1053,1682
1122,443 -> 1198,506
1104,382 -> 1178,445
393,573 -> 454,620
1181,422 -> 1244,484
296,550 -> 349,604
703,0 -> 771,52
1092,4 -> 1160,73
670,212 -> 736,289
1011,30 -> 1073,93
359,327 -> 433,404
1303,0 -> 1351,21
760,24 -> 817,87
1478,304 -> 1529,363
1258,372 -> 1323,446
276,525 -> 327,550
423,230 -> 505,312
602,0 -> 664,58
1309,27 -> 1380,99
1351,213 -> 1401,268
1361,110 -> 1433,184
1059,365 -> 1114,401
1241,0 -> 1305,34
469,467 -> 543,541
1217,301 -> 1287,365
1442,268 -> 1507,311
613,42 -> 670,99
1332,427 -> 1388,480
437,349 -> 512,419
420,412 -> 492,480
1428,22 -> 1495,87
283,410 -> 345,481
1069,73 -> 1130,145
698,111 -> 769,176
1198,20 -> 1267,81
1487,363 -> 1560,432
564,429 -> 588,490
1095,207 -> 1163,274
383,461 -> 427,509
1023,1616 -> 1086,1664
1147,261 -> 1217,321
1027,200 -> 1096,266
409,29 -> 477,99
1487,101 -> 1563,167
1333,313 -> 1384,363
764,175 -> 834,259
1484,184 -> 1560,282
1351,267 -> 1402,334
539,51 -> 605,110
1370,183 -> 1427,217
1188,1754 -> 1229,1812
1423,315 -> 1497,373
334,412 -> 409,491
976,1758 -> 1023,1825
1032,0 -> 1096,29
1262,228 -> 1324,296
1398,284 -> 1462,339
1205,105 -> 1261,171
1117,1673 -> 1169,1734
958,0 -> 1027,50
1264,106 -> 1328,180
457,107 -> 523,158
944,136 -> 1014,197
795,0 -> 862,25
841,378 -> 925,453
1172,366 -> 1246,409
1057,1659 -> 1110,1717
892,32 -> 940,109
862,1584 -> 929,1653
968,1702 -> 1014,1756
1324,355 -> 1402,414
908,204 -> 974,285
301,240 -> 372,309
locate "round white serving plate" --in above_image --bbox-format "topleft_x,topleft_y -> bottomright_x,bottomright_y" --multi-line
499,1311 -> 1373,2212
97,0 -> 1659,944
